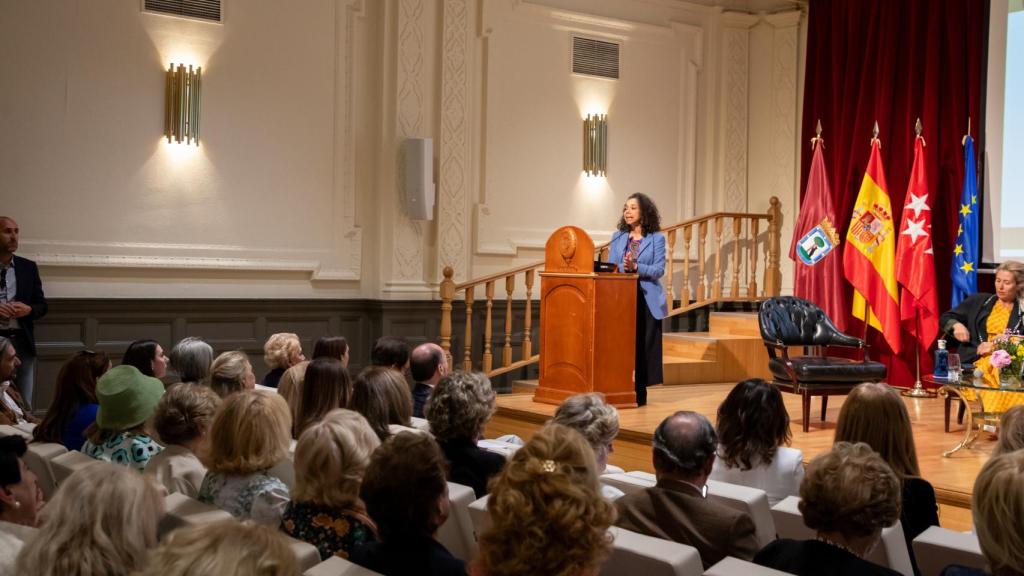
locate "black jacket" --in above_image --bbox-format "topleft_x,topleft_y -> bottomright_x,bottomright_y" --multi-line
9,255 -> 48,355
939,293 -> 1022,363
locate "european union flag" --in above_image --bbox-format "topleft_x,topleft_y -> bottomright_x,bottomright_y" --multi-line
951,135 -> 978,307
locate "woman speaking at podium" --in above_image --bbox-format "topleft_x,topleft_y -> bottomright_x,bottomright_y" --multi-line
608,193 -> 667,407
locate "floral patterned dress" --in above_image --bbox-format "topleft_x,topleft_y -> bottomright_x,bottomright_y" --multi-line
281,500 -> 378,561
81,432 -> 163,471
198,471 -> 290,526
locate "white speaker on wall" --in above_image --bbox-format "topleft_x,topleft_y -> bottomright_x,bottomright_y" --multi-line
404,138 -> 435,221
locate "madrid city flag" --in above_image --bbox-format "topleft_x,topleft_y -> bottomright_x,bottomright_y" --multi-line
844,136 -> 902,353
895,134 -> 939,352
790,137 -> 845,331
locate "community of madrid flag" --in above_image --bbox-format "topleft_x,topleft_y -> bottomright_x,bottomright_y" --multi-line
844,131 -> 902,353
895,131 -> 939,352
790,134 -> 845,330
951,135 -> 979,307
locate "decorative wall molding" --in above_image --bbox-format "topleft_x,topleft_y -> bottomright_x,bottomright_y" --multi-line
438,0 -> 473,283
391,0 -> 426,283
719,13 -> 758,214
672,21 -> 703,224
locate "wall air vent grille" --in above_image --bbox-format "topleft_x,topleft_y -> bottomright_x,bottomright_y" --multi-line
144,0 -> 221,22
572,36 -> 620,79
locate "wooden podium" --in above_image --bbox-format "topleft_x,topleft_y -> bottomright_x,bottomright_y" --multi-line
533,226 -> 638,408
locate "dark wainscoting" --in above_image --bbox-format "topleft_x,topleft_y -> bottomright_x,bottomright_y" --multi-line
30,298 -> 542,410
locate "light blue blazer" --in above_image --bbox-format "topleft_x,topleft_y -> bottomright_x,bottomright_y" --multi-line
609,230 -> 668,320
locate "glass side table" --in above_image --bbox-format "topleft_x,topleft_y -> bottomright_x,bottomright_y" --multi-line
925,373 -> 1024,457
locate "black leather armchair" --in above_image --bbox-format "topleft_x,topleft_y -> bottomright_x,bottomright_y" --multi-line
758,296 -> 887,432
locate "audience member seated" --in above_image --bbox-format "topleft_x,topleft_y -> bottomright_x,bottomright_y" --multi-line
81,364 -> 164,470
410,343 -> 448,418
352,432 -> 466,576
32,350 -> 110,450
710,378 -> 804,506
946,450 -> 1024,576
754,442 -> 902,576
140,518 -> 299,576
199,390 -> 291,525
0,436 -> 44,573
474,423 -> 616,576
262,333 -> 305,389
835,381 -> 938,574
551,392 -> 622,498
425,371 -> 503,498
207,350 -> 257,398
168,336 -> 215,386
370,336 -> 411,372
121,338 -> 170,379
313,335 -> 350,367
146,383 -> 221,497
278,360 -> 309,429
351,366 -> 414,442
294,358 -> 351,438
283,409 -> 381,560
994,405 -> 1024,457
615,410 -> 758,569
16,460 -> 164,576
0,336 -> 38,425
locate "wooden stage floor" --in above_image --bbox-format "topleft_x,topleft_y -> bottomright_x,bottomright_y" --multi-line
484,383 -> 987,531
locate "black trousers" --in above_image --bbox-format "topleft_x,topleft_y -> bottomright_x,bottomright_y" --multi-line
634,284 -> 663,406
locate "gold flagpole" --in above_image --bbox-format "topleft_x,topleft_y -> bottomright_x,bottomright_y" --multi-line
902,119 -> 936,398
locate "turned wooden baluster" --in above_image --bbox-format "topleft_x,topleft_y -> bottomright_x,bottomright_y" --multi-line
522,270 -> 535,360
731,217 -> 742,296
712,217 -> 723,299
462,286 -> 474,371
749,218 -> 760,298
482,281 -> 494,372
599,245 -> 609,262
682,225 -> 692,305
697,221 -> 707,302
440,266 -> 455,367
503,275 -> 514,368
766,196 -> 783,296
666,229 -> 676,314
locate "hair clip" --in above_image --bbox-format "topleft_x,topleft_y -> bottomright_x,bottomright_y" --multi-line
541,459 -> 557,473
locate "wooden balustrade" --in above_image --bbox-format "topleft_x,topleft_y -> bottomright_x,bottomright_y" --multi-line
438,197 -> 783,378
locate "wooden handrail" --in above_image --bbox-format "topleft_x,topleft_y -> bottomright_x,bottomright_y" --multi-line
439,197 -> 783,378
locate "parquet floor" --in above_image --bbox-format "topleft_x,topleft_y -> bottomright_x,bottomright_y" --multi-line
484,383 -> 986,531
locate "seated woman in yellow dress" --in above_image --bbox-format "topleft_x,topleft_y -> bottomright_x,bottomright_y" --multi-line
939,261 -> 1024,412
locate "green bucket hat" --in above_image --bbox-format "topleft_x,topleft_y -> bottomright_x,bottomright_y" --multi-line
95,364 -> 165,431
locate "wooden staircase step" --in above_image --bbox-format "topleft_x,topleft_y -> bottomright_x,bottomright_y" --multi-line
709,311 -> 762,337
511,379 -> 539,394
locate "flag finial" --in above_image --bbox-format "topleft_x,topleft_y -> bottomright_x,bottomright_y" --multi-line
873,121 -> 879,139
963,117 -> 971,146
816,119 -> 822,139
811,120 -> 824,148
915,118 -> 922,137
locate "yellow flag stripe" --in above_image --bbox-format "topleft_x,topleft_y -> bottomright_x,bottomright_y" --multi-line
848,172 -> 899,301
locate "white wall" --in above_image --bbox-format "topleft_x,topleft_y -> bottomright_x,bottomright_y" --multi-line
0,0 -> 804,300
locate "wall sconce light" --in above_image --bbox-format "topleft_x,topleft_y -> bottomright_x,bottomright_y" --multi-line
165,63 -> 202,145
583,113 -> 607,177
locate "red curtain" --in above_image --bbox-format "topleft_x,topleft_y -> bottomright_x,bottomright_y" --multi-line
801,0 -> 988,386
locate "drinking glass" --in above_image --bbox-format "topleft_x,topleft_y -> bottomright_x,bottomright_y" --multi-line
947,354 -> 961,383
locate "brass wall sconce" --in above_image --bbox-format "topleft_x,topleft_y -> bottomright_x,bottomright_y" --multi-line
165,63 -> 202,145
583,113 -> 607,177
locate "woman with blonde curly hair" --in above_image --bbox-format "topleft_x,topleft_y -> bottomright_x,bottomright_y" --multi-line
425,371 -> 503,497
139,518 -> 298,576
16,461 -> 164,576
146,383 -> 222,497
283,409 -> 381,560
262,333 -> 305,389
552,393 -> 623,499
754,442 -> 902,576
475,423 -> 616,576
199,390 -> 292,526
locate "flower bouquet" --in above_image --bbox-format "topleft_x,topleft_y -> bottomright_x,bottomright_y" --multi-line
990,333 -> 1024,388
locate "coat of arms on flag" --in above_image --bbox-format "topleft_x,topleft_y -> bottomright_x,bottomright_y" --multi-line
848,202 -> 893,255
796,217 -> 839,266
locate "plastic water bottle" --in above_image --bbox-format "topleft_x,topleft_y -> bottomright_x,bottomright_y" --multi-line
934,339 -> 949,379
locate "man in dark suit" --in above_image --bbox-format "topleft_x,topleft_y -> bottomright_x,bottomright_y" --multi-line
410,342 -> 448,418
0,217 -> 47,409
615,410 -> 760,569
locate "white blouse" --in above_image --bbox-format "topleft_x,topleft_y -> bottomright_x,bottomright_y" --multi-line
709,445 -> 804,506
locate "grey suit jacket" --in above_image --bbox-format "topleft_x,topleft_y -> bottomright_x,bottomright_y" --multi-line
614,477 -> 760,569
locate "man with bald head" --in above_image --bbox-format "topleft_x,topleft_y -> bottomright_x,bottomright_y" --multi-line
615,410 -> 759,569
0,217 -> 47,410
409,342 -> 448,418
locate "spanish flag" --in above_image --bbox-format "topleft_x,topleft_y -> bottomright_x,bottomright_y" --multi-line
843,132 -> 901,353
